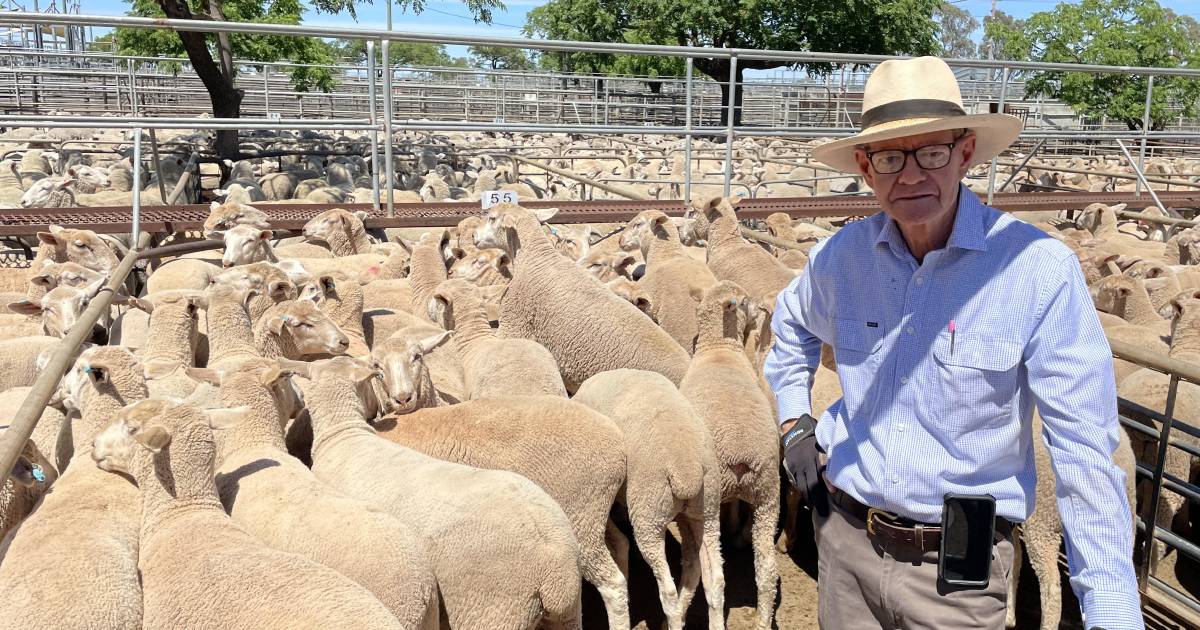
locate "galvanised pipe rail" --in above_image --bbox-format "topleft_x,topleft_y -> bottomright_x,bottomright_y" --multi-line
6,12 -> 1200,78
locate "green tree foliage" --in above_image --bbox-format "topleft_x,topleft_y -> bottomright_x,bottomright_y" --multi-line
978,10 -> 1024,60
525,0 -> 941,126
934,1 -> 979,59
467,45 -> 535,70
988,0 -> 1200,131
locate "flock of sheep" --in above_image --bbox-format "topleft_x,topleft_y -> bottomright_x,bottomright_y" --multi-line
0,124 -> 1198,628
5,125 -> 1200,211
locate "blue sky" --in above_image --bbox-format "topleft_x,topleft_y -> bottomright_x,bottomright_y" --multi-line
80,0 -> 1200,61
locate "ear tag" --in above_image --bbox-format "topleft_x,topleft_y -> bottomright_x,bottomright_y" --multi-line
82,365 -> 94,374
281,315 -> 290,322
31,464 -> 46,483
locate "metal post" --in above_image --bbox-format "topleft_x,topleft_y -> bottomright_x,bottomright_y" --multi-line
147,128 -> 167,204
1115,139 -> 1170,217
684,56 -> 694,205
1139,374 -> 1179,588
986,67 -> 1009,205
1136,75 -> 1154,197
723,53 -> 738,197
367,40 -> 381,212
263,64 -> 270,116
382,39 -> 395,218
127,58 -> 138,116
132,128 -> 142,242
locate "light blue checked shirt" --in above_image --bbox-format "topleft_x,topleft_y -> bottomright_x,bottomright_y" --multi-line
765,184 -> 1142,629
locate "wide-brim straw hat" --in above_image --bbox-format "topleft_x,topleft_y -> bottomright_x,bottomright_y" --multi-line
811,56 -> 1024,174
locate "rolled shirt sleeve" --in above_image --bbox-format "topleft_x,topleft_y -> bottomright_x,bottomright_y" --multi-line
1023,255 -> 1143,629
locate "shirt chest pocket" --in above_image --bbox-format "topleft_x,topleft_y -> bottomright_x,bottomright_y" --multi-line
834,318 -> 884,383
929,331 -> 1023,434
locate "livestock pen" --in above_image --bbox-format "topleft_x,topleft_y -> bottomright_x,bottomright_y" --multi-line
2,9 -> 1200,630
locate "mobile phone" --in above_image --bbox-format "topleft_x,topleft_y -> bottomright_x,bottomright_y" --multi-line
939,493 -> 997,588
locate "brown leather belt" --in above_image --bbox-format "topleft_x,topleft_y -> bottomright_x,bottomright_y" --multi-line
831,489 -> 1012,554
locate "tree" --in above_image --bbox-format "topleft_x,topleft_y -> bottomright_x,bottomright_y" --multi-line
978,10 -> 1024,60
115,0 -> 500,158
467,45 -> 535,70
525,0 -> 941,127
988,0 -> 1200,131
336,39 -> 459,67
934,1 -> 979,59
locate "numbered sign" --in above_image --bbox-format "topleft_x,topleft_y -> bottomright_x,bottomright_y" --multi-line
482,190 -> 519,209
267,112 -> 282,121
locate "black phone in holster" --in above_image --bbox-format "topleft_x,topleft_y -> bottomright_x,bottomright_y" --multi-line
938,493 -> 997,588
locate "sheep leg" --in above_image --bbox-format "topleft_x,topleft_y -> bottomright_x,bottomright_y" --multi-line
1005,533 -> 1022,629
582,533 -> 631,630
776,487 -> 800,553
683,511 -> 726,630
749,498 -> 780,630
631,513 -> 682,630
605,519 -> 631,580
1023,533 -> 1062,630
674,514 -> 701,623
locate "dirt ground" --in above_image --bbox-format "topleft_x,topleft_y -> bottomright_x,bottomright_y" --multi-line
579,506 -> 1117,630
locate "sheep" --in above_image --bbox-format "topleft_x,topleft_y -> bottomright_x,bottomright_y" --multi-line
0,387 -> 72,473
621,209 -> 719,352
0,336 -> 61,392
131,291 -> 206,396
300,273 -> 371,357
692,197 -> 796,306
210,261 -> 299,320
475,203 -> 690,391
274,253 -> 389,284
19,175 -> 76,208
1004,411 -> 1137,630
90,398 -> 410,630
145,257 -> 221,293
604,277 -> 656,320
254,298 -> 350,360
679,281 -> 781,630
302,208 -> 376,255
580,250 -> 637,282
259,171 -> 298,200
184,359 -> 439,629
363,278 -> 414,312
1090,274 -> 1172,381
203,200 -> 270,238
427,279 -> 566,398
406,230 -> 452,323
198,284 -> 262,371
33,224 -> 121,275
313,343 -> 629,629
0,438 -> 56,543
573,369 -> 725,630
0,346 -> 146,629
299,369 -> 585,630
1116,297 -> 1200,573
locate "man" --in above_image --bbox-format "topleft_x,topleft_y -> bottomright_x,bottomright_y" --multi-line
764,56 -> 1141,630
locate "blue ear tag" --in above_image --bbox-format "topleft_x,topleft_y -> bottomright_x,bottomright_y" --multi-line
31,464 -> 46,483
82,365 -> 94,374
281,315 -> 290,322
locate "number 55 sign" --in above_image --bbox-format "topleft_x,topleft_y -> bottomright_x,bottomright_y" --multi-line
482,190 -> 519,209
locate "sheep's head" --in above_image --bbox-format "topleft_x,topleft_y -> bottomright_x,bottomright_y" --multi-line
581,251 -> 636,282
1162,289 -> 1200,319
35,226 -> 116,273
619,210 -> 670,252
302,208 -> 368,243
9,274 -> 110,337
30,261 -> 104,290
694,281 -> 763,345
92,398 -> 246,475
287,356 -> 383,420
265,300 -> 350,356
1092,274 -> 1139,315
427,279 -> 478,329
548,226 -> 591,261
20,177 -> 74,209
203,200 -> 270,239
371,328 -> 452,414
453,215 -> 484,249
66,346 -> 147,418
8,440 -> 52,488
606,277 -> 654,322
217,224 -> 273,268
67,165 -> 110,190
448,247 -> 510,284
474,203 -> 559,255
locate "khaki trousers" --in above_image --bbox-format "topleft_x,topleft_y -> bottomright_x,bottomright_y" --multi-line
814,494 -> 1014,630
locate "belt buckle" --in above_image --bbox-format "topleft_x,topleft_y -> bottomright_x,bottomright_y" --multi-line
866,507 -> 893,536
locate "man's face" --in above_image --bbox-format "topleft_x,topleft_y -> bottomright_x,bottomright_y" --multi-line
854,129 -> 976,229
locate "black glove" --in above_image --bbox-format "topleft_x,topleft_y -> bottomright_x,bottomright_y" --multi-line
782,414 -> 828,517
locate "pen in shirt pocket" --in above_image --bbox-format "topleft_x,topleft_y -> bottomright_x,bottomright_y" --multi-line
948,320 -> 956,355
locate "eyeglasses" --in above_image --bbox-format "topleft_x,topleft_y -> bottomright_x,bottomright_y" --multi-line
865,142 -> 958,175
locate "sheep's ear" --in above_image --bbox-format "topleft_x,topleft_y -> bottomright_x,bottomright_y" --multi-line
319,275 -> 336,294
277,358 -> 312,378
532,207 -> 559,223
8,300 -> 43,316
1111,203 -> 1128,213
143,359 -> 180,380
346,363 -> 380,385
493,252 -> 510,269
210,201 -> 221,211
117,295 -> 153,313
651,213 -> 669,227
186,294 -> 208,312
450,246 -> 467,260
687,285 -> 705,303
134,424 -> 172,453
415,330 -> 452,356
258,229 -> 272,242
36,231 -> 58,246
259,364 -> 294,387
268,281 -> 291,299
267,315 -> 288,336
353,210 -> 369,222
396,237 -> 417,255
204,406 -> 251,431
30,272 -> 54,287
185,367 -> 223,386
614,254 -> 636,277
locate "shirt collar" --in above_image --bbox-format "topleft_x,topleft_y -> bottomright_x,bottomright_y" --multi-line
874,183 -> 988,254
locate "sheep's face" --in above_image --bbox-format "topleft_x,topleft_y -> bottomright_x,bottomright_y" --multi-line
474,204 -> 558,255
92,399 -> 174,474
21,177 -> 71,208
606,278 -> 654,322
1092,276 -> 1134,314
372,330 -> 451,414
449,248 -> 509,284
31,261 -> 103,290
267,301 -> 350,355
618,211 -> 660,252
68,165 -> 110,190
36,227 -> 114,273
220,224 -> 272,268
302,209 -> 350,242
454,216 -> 484,248
203,201 -> 269,238
9,277 -> 105,337
209,267 -> 265,294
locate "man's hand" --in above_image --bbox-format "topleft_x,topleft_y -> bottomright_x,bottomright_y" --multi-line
782,414 -> 828,517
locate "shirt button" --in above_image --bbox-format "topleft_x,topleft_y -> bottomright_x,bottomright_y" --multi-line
915,277 -> 924,285
891,475 -> 901,484
900,376 -> 909,384
897,424 -> 906,432
906,326 -> 915,335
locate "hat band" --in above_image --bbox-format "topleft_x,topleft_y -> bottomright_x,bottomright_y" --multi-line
860,99 -> 966,130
